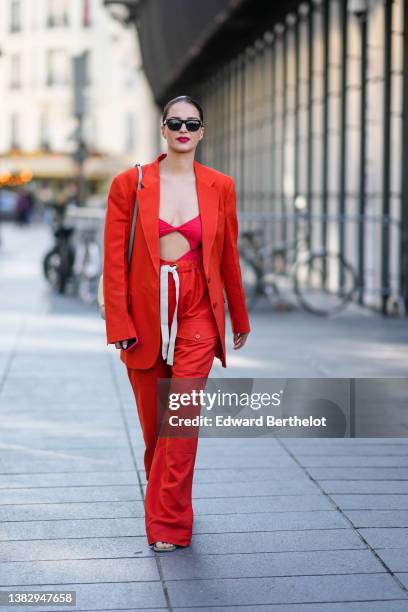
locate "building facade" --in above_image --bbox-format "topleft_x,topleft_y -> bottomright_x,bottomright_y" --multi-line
0,0 -> 158,186
131,0 -> 408,316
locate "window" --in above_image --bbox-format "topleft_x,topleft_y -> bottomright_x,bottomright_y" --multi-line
46,49 -> 69,86
10,54 -> 21,89
84,50 -> 91,86
40,111 -> 50,150
47,0 -> 69,27
125,113 -> 135,152
10,114 -> 19,149
10,0 -> 21,32
82,0 -> 91,27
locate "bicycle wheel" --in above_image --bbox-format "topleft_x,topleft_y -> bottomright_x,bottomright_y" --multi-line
293,252 -> 358,316
78,274 -> 99,304
43,248 -> 62,291
76,242 -> 101,304
239,254 -> 259,312
263,249 -> 297,311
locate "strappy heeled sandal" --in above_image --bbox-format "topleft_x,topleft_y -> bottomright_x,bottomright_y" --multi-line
152,541 -> 177,552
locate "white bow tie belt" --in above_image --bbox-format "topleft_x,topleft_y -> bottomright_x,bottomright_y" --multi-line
160,263 -> 180,365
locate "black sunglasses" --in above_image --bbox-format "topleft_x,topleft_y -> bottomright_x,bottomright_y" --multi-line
163,118 -> 203,132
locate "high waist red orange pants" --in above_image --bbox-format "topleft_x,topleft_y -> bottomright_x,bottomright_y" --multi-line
126,253 -> 219,547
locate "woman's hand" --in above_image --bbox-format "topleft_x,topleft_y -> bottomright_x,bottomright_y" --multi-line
233,332 -> 249,350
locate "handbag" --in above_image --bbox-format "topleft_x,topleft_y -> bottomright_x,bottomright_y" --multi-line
97,162 -> 143,320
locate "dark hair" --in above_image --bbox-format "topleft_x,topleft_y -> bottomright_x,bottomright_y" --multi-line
162,95 -> 204,124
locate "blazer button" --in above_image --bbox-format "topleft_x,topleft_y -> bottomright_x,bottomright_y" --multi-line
195,333 -> 201,339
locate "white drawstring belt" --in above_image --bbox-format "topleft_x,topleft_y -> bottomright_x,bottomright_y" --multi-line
160,263 -> 180,365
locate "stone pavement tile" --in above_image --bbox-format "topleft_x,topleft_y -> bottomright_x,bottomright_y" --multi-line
170,529 -> 365,554
0,471 -> 139,488
165,574 -> 406,607
2,407 -> 125,419
0,434 -> 132,449
0,557 -> 159,585
318,481 -> 408,494
332,495 -> 408,510
191,480 -> 322,497
1,414 -> 127,433
298,457 -> 408,467
1,387 -> 120,404
396,574 -> 408,590
0,536 -> 153,562
160,549 -> 383,580
184,455 -> 298,470
1,415 -> 126,434
0,456 -> 136,474
378,549 -> 408,572
1,444 -> 133,463
0,500 -> 145,521
285,440 -> 408,451
284,438 -> 408,446
191,510 -> 348,532
358,528 -> 408,548
308,467 -> 408,479
143,480 -> 320,498
0,517 -> 146,540
138,466 -> 305,484
292,447 -> 408,456
163,495 -> 335,515
173,603 -> 408,611
345,511 -> 408,528
1,402 -> 126,415
0,447 -> 134,464
0,485 -> 143,505
0,582 -> 166,612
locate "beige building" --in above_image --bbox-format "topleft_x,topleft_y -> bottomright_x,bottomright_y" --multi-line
0,0 -> 158,186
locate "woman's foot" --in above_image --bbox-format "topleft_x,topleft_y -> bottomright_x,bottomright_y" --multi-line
152,540 -> 177,552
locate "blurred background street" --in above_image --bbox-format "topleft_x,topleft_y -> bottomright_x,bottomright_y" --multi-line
2,0 -> 408,609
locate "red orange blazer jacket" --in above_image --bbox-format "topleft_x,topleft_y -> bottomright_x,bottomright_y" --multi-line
103,151 -> 251,369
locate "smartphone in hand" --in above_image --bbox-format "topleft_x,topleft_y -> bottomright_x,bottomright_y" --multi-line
121,336 -> 139,351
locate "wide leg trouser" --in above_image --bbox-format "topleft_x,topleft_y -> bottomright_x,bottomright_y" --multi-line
126,254 -> 219,547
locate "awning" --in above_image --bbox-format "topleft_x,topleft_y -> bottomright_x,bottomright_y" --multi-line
136,0 -> 243,102
0,152 -> 135,181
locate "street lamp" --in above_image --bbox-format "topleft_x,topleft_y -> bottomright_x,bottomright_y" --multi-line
348,0 -> 368,19
103,0 -> 141,25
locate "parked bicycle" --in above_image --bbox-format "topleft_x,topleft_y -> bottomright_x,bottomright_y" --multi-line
239,204 -> 360,316
43,204 -> 76,294
43,203 -> 104,304
71,221 -> 102,305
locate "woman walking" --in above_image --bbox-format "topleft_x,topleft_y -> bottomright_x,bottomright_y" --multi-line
103,95 -> 251,552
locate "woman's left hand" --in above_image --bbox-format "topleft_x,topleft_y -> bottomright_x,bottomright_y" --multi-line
233,332 -> 249,349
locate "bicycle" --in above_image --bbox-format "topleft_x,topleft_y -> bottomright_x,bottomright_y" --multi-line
71,218 -> 102,305
43,204 -> 76,294
239,207 -> 360,316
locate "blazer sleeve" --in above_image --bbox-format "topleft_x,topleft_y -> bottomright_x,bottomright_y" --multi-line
220,177 -> 251,335
103,175 -> 137,345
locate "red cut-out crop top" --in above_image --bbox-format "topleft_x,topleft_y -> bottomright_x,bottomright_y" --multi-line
159,214 -> 202,262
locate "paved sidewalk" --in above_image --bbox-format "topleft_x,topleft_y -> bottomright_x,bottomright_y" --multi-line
1,221 -> 408,611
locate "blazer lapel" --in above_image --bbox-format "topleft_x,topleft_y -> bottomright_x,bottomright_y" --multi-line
137,152 -> 220,277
